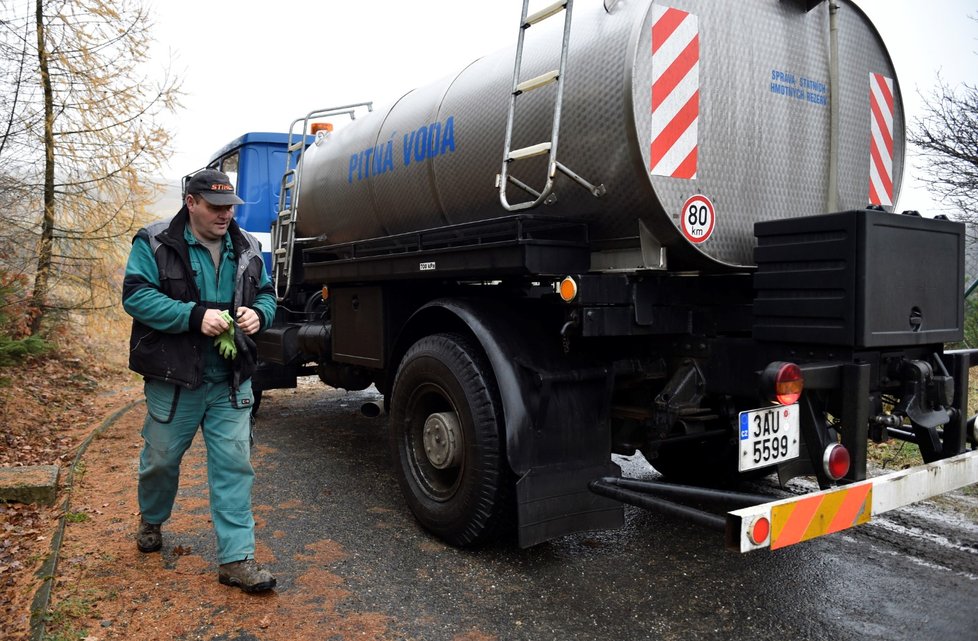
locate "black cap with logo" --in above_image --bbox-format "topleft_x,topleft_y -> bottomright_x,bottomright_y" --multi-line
185,169 -> 244,206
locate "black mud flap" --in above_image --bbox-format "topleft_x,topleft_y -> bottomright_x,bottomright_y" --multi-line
509,358 -> 626,548
418,299 -> 625,548
517,462 -> 625,548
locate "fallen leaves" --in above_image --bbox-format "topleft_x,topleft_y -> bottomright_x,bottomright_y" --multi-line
0,355 -> 123,469
0,351 -> 134,641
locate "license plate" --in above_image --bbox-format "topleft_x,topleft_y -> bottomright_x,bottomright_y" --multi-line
738,404 -> 800,472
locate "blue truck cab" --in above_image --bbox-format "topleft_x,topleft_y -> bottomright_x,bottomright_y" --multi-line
204,132 -> 309,275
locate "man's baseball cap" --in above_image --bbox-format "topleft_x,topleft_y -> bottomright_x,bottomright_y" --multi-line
185,169 -> 244,206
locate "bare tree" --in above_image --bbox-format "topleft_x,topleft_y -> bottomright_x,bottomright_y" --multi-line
909,76 -> 978,239
0,0 -> 181,334
908,12 -> 978,238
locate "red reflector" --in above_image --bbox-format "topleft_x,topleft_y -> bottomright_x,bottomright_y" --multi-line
749,516 -> 770,545
774,363 -> 803,405
824,443 -> 851,480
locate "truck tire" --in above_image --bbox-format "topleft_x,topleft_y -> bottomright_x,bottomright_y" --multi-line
389,333 -> 513,547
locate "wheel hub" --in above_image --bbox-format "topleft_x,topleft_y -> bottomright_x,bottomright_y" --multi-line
422,411 -> 462,470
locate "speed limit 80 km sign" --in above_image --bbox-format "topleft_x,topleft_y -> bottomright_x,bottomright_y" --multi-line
680,194 -> 715,244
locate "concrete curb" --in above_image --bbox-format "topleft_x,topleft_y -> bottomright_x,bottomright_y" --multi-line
0,465 -> 61,506
28,399 -> 144,641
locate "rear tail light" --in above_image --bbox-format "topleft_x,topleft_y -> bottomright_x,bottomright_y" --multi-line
823,443 -> 851,480
761,362 -> 804,405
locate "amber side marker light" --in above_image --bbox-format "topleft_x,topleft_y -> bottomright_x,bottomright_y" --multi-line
761,361 -> 804,405
311,122 -> 334,135
559,276 -> 578,302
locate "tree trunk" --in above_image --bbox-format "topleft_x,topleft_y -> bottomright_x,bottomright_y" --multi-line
30,0 -> 55,335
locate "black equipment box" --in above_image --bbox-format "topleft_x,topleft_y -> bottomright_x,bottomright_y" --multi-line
752,209 -> 964,347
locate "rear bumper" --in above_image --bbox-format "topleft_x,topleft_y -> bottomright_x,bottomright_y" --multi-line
726,448 -> 978,552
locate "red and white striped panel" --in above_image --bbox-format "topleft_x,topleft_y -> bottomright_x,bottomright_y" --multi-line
650,6 -> 699,179
869,73 -> 894,207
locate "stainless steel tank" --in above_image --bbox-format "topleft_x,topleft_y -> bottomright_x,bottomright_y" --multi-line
294,0 -> 903,270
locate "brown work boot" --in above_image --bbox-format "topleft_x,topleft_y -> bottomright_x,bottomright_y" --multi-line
136,519 -> 162,553
218,559 -> 277,593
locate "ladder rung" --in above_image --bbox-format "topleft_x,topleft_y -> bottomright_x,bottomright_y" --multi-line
274,248 -> 287,255
516,70 -> 559,94
524,1 -> 566,27
507,142 -> 552,161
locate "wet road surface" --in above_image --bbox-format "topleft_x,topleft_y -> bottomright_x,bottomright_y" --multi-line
233,381 -> 978,641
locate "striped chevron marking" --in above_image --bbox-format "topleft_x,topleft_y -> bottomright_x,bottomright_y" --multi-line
727,448 -> 978,552
770,483 -> 872,550
649,5 -> 699,179
869,73 -> 894,206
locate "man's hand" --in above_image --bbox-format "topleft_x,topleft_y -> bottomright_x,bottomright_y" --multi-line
201,308 -> 232,337
235,307 -> 261,335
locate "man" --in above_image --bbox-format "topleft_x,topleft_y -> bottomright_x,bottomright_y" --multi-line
122,169 -> 278,593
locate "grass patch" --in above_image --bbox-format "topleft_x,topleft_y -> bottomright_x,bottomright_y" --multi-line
64,511 -> 89,524
70,460 -> 86,483
867,439 -> 923,470
44,594 -> 93,641
45,628 -> 87,641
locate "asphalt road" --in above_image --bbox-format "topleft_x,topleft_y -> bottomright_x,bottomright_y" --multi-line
233,381 -> 978,641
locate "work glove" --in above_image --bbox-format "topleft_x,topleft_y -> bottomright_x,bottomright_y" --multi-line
213,310 -> 237,360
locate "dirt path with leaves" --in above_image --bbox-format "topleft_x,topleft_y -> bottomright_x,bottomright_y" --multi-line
0,357 -> 139,641
44,400 -> 392,641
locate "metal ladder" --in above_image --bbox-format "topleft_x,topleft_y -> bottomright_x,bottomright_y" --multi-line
497,0 -> 604,211
271,102 -> 373,301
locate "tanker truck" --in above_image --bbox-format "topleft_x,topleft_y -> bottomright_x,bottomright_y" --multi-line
197,0 -> 978,551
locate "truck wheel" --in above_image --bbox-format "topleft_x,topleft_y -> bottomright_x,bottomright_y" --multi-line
390,333 -> 512,547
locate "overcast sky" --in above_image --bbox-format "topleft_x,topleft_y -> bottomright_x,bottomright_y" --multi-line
147,0 -> 976,216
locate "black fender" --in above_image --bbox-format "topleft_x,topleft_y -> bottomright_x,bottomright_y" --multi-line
392,297 -> 623,546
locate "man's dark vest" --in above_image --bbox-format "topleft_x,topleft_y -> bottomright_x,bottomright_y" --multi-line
125,207 -> 265,390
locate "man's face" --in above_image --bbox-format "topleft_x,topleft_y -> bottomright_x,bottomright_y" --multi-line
187,195 -> 233,242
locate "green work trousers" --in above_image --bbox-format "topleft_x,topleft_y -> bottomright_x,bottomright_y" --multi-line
138,377 -> 255,564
